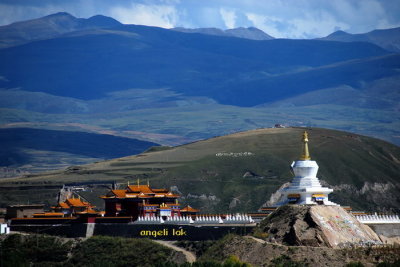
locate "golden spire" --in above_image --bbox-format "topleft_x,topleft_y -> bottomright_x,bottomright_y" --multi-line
137,179 -> 140,187
147,179 -> 150,187
299,131 -> 311,160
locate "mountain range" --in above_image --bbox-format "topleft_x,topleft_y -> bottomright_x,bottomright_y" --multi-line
0,12 -> 399,174
0,12 -> 121,49
319,27 -> 400,52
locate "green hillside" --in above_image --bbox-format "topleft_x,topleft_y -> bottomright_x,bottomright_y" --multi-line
0,127 -> 398,213
0,234 -> 184,266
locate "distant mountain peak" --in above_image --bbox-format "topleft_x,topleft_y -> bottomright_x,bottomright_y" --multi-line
0,12 -> 122,48
225,27 -> 274,40
44,12 -> 75,18
328,30 -> 350,36
85,15 -> 121,27
172,26 -> 274,40
320,27 -> 400,52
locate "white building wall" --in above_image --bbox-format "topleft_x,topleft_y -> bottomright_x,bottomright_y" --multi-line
1,223 -> 10,234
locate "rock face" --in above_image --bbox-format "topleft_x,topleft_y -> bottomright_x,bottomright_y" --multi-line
258,205 -> 381,248
200,235 -> 400,267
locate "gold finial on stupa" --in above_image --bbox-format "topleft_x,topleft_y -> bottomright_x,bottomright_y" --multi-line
299,131 -> 311,160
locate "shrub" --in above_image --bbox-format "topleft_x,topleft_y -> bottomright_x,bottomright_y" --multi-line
269,255 -> 307,267
69,236 -> 173,267
376,260 -> 400,267
223,255 -> 251,267
0,234 -> 72,267
252,229 -> 268,240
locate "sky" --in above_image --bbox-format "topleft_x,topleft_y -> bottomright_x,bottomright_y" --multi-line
1,0 -> 400,39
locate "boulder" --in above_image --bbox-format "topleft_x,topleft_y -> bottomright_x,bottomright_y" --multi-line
257,205 -> 381,248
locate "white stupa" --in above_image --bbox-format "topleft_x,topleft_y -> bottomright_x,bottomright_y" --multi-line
274,131 -> 337,206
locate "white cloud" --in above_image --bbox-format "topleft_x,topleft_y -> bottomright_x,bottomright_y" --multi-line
245,13 -> 284,38
0,4 -> 60,25
219,8 -> 236,29
110,3 -> 178,28
159,0 -> 181,4
290,13 -> 349,38
190,7 -> 225,28
327,0 -> 390,32
240,0 -> 400,38
0,0 -> 399,37
246,9 -> 350,39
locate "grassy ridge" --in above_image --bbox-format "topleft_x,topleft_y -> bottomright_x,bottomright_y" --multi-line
0,127 -> 399,213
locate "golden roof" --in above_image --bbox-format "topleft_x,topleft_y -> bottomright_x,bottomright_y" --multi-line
180,205 -> 199,212
66,198 -> 90,207
58,202 -> 70,209
75,208 -> 98,215
101,184 -> 179,199
110,190 -> 127,198
127,185 -> 154,194
53,198 -> 95,208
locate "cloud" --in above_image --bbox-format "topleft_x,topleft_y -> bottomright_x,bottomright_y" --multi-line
290,12 -> 349,38
0,3 -> 60,25
246,11 -> 350,39
245,13 -> 283,38
244,0 -> 398,38
185,7 -> 225,29
0,0 -> 100,25
0,0 -> 399,37
326,0 -> 389,31
110,3 -> 178,28
219,8 -> 236,29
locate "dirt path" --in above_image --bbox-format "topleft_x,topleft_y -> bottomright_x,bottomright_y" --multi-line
245,235 -> 266,244
245,235 -> 289,247
154,240 -> 196,263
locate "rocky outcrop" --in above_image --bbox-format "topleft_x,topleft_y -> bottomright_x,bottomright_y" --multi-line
200,235 -> 400,267
331,182 -> 400,213
263,182 -> 290,207
258,205 -> 381,248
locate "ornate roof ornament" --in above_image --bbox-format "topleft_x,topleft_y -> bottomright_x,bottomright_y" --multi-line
300,131 -> 311,160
